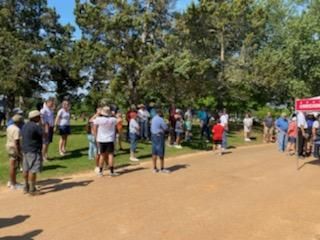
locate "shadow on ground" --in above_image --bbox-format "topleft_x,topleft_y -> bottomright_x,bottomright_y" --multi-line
167,164 -> 190,172
0,229 -> 43,240
298,158 -> 320,170
0,215 -> 30,229
39,180 -> 93,195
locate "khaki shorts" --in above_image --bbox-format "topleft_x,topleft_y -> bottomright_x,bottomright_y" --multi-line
264,126 -> 273,135
6,148 -> 20,161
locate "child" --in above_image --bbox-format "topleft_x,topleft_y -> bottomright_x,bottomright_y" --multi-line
175,113 -> 184,149
116,112 -> 124,151
212,120 -> 225,155
6,115 -> 24,190
287,117 -> 297,156
129,114 -> 140,162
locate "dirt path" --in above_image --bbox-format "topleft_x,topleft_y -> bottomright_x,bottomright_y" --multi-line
1,144 -> 320,240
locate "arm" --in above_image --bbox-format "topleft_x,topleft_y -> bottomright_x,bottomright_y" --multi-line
54,110 -> 61,128
93,124 -> 98,142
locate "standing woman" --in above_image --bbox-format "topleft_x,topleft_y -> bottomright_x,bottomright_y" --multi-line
243,113 -> 253,142
55,100 -> 71,156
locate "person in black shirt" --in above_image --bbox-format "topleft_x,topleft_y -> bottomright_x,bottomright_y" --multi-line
21,110 -> 43,195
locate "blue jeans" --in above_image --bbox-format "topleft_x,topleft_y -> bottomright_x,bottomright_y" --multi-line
87,134 -> 97,160
139,120 -> 149,139
222,131 -> 228,149
277,131 -> 288,152
130,133 -> 138,152
314,141 -> 320,158
201,122 -> 210,141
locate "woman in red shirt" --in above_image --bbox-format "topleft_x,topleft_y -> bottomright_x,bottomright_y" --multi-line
212,120 -> 225,155
287,117 -> 297,155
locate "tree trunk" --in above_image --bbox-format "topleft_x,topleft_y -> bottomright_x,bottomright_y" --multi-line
7,92 -> 15,113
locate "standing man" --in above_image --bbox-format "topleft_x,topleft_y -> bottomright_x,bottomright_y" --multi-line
41,97 -> 55,161
198,108 -> 210,141
137,104 -> 150,140
151,109 -> 170,173
93,106 -> 119,177
6,115 -> 24,190
21,110 -> 43,195
263,112 -> 274,143
275,113 -> 289,152
297,111 -> 307,158
220,109 -> 229,151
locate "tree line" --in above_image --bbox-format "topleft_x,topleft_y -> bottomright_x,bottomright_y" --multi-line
0,0 -> 319,112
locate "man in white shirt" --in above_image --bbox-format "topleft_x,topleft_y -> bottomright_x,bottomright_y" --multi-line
220,109 -> 229,150
40,97 -> 55,161
93,106 -> 118,177
297,111 -> 307,157
137,104 -> 150,140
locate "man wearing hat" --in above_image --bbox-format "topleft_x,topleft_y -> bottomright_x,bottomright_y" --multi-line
7,108 -> 24,128
93,106 -> 119,177
21,110 -> 43,195
6,114 -> 24,190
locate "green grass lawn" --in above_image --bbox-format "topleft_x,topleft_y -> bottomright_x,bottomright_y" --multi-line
0,120 -> 263,185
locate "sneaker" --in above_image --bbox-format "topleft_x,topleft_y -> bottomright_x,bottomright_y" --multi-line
160,169 -> 171,174
109,172 -> 120,177
7,181 -> 12,188
13,183 -> 24,190
152,168 -> 159,173
97,171 -> 104,177
94,167 -> 100,174
174,145 -> 183,149
59,151 -> 65,156
130,157 -> 140,162
29,188 -> 41,196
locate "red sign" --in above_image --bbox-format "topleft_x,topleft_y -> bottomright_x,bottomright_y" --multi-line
295,99 -> 320,111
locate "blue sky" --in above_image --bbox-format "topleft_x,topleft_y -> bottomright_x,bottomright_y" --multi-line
48,0 -> 195,38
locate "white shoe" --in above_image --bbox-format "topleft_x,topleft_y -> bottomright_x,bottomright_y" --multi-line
97,171 -> 104,177
130,157 -> 140,162
160,169 -> 171,174
152,168 -> 159,173
94,167 -> 100,174
174,145 -> 183,149
109,172 -> 120,177
245,138 -> 251,142
9,183 -> 24,190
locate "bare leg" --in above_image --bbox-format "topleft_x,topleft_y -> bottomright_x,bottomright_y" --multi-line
9,160 -> 17,185
160,157 -> 165,169
152,155 -> 157,170
63,135 -> 68,152
29,173 -> 37,191
108,153 -> 114,173
42,144 -> 49,160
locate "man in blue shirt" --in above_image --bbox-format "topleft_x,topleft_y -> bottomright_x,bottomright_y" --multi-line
151,109 -> 170,173
276,113 -> 289,152
198,108 -> 210,141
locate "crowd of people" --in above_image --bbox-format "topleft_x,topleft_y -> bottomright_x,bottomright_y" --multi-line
260,111 -> 320,159
5,97 -> 71,195
5,95 -> 320,196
